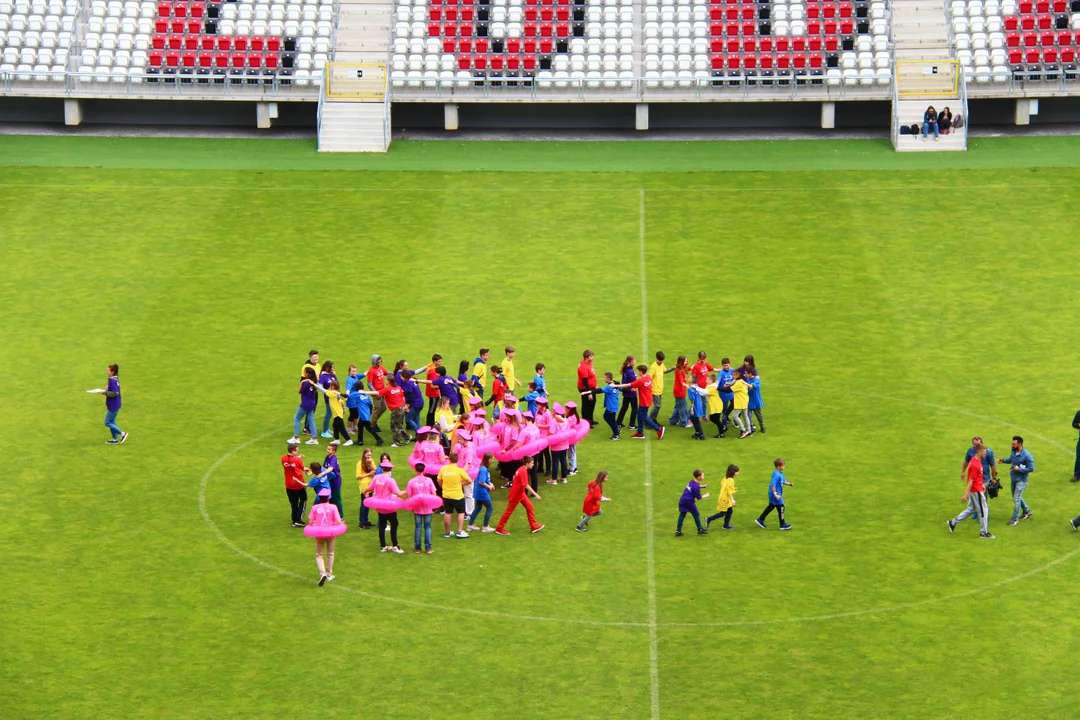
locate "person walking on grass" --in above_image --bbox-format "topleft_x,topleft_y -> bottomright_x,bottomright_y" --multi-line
729,369 -> 752,439
356,448 -> 377,529
369,459 -> 406,554
423,354 -> 444,428
281,442 -> 308,527
577,350 -> 599,427
322,441 -> 344,519
616,355 -> 638,429
668,355 -> 691,429
407,464 -> 438,554
961,435 -> 998,525
366,355 -> 388,433
90,363 -> 128,445
755,458 -> 793,530
494,455 -> 544,536
706,464 -> 739,530
998,435 -> 1035,526
717,358 -> 735,434
676,469 -> 709,536
576,471 -> 610,533
647,351 -> 675,425
596,372 -> 622,440
318,361 -> 338,438
289,367 -> 321,446
304,499 -> 346,587
615,364 -> 666,440
359,375 -> 408,447
948,444 -> 994,539
438,452 -> 473,539
1071,409 -> 1080,483
467,452 -> 497,533
747,368 -> 766,434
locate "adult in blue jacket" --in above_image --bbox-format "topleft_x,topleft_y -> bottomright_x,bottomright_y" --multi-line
997,435 -> 1034,526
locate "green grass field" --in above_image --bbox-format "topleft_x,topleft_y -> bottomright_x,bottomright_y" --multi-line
3,135 -> 1080,719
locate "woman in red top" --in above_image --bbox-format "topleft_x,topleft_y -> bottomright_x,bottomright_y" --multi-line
424,354 -> 443,428
494,455 -> 544,535
577,350 -> 598,427
667,355 -> 690,428
576,471 -> 609,532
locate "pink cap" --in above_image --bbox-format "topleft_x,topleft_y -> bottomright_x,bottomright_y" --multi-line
417,425 -> 434,435
565,401 -> 577,409
456,429 -> 472,440
379,460 -> 393,469
317,488 -> 332,497
536,396 -> 549,404
467,396 -> 482,406
522,411 -> 534,419
553,402 -> 565,414
504,394 -> 517,403
470,416 -> 485,425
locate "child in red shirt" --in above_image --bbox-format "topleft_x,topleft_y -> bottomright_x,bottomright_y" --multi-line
486,365 -> 507,419
494,455 -> 544,535
576,471 -> 610,533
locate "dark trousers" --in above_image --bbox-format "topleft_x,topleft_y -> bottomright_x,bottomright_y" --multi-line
330,486 -> 343,519
750,408 -> 765,432
706,507 -> 733,528
551,449 -> 569,480
332,416 -> 351,443
677,508 -> 703,532
359,497 -> 371,527
604,410 -> 620,438
617,394 -> 638,426
538,446 -> 552,476
1075,438 -> 1080,476
758,503 -> 785,525
721,398 -> 734,430
378,511 -> 399,548
581,389 -> 597,425
356,420 -> 382,446
426,395 -> 439,427
637,406 -> 661,433
528,465 -> 539,491
709,412 -> 724,435
286,488 -> 308,524
690,416 -> 704,436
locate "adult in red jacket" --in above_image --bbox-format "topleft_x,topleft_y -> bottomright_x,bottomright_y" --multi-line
494,456 -> 545,535
577,350 -> 598,427
281,442 -> 308,527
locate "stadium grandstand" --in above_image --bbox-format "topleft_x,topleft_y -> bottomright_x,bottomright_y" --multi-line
1,0 -> 1077,149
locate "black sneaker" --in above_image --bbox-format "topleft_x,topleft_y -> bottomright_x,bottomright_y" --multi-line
980,531 -> 996,539
697,528 -> 709,535
675,531 -> 683,537
947,520 -> 956,534
723,525 -> 735,530
713,434 -> 724,439
318,574 -> 327,586
1021,511 -> 1033,521
1071,519 -> 1079,532
1007,518 -> 1019,526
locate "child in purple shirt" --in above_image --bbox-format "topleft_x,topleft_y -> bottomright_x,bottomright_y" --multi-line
318,361 -> 338,438
93,363 -> 128,445
676,469 -> 710,536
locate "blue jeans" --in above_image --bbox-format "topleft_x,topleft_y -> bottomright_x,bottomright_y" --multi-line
637,406 -> 661,433
293,407 -> 316,437
414,513 -> 433,550
1011,479 -> 1030,520
668,396 -> 689,426
322,401 -> 332,433
104,409 -> 122,439
677,508 -> 702,532
359,499 -> 371,527
568,445 -> 577,472
406,406 -> 421,433
922,121 -> 939,138
470,498 -> 493,526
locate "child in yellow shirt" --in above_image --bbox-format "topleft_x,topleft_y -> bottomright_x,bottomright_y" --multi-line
730,369 -> 752,439
706,465 -> 739,530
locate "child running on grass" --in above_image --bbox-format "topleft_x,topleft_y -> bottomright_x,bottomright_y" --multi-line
467,452 -> 497,533
320,380 -> 352,445
755,458 -> 793,530
676,469 -> 710,536
706,464 -> 739,530
705,373 -> 725,438
576,471 -> 610,533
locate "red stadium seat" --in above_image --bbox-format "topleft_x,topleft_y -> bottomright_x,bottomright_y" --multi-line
461,6 -> 474,19
507,56 -> 519,70
1023,31 -> 1037,45
824,19 -> 837,34
809,52 -> 823,67
1041,31 -> 1055,45
524,22 -> 536,36
1044,47 -> 1058,61
149,51 -> 163,66
428,22 -> 440,36
1006,31 -> 1020,46
459,38 -> 472,52
155,19 -> 167,32
807,4 -> 820,18
251,36 -> 264,51
524,56 -> 536,69
265,54 -> 279,69
214,51 -> 228,67
825,36 -> 837,51
1021,15 -> 1035,29
792,36 -> 806,51
823,3 -> 837,18
760,54 -> 773,68
839,3 -> 853,18
743,37 -> 755,51
840,20 -> 853,33
216,36 -> 230,51
475,38 -> 488,52
523,38 -> 535,52
793,53 -> 807,68
174,4 -> 186,18
539,39 -> 552,52
184,35 -> 197,50
727,37 -> 739,51
181,51 -> 195,67
1059,30 -> 1073,44
556,7 -> 568,20
1019,0 -> 1032,12
157,2 -> 170,17
190,3 -> 203,18
1036,0 -> 1049,11
444,23 -> 457,36
540,6 -> 552,20
231,51 -> 246,67
490,55 -> 503,70
1062,46 -> 1075,62
712,54 -> 723,69
725,6 -> 737,19
777,53 -> 791,69
725,21 -> 738,35
742,21 -> 754,34
741,5 -> 754,19
556,22 -> 568,37
200,35 -> 214,50
234,36 -> 248,51
711,6 -> 722,19
165,51 -> 180,67
474,55 -> 486,70
744,54 -> 757,68
170,19 -> 184,32
168,34 -> 181,49
1054,0 -> 1067,10
808,19 -> 820,34
152,34 -> 165,49
459,23 -> 472,36
1038,14 -> 1052,29
1004,15 -> 1018,30
507,38 -> 520,52
1009,48 -> 1022,63
525,6 -> 536,19
458,54 -> 471,69
711,22 -> 723,35
760,37 -> 772,51
775,37 -> 789,51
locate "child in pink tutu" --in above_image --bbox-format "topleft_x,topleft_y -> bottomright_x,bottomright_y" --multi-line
369,460 -> 406,554
407,463 -> 439,554
304,494 -> 347,586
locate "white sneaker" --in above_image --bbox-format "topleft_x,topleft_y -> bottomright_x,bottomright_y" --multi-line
380,546 -> 389,552
455,531 -> 470,538
482,527 -> 496,533
601,496 -> 611,502
342,440 -> 354,446
390,546 -> 404,554
305,439 -> 319,445
391,443 -> 402,448
287,437 -> 300,444
326,574 -> 335,582
467,525 -> 479,531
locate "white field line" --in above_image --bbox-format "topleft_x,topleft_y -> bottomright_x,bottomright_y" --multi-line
639,188 -> 661,720
4,183 -> 1080,192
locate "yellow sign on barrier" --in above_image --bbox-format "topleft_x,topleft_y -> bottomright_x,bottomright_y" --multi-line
896,59 -> 960,97
325,63 -> 387,100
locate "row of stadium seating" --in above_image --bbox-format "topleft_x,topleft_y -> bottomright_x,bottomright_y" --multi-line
951,0 -> 1080,80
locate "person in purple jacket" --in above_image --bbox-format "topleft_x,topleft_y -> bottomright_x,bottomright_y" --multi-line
92,364 -> 128,445
676,469 -> 710,536
289,367 -> 321,446
399,370 -> 427,437
318,361 -> 338,439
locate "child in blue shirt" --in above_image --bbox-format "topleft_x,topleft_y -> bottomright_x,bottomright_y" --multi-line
676,469 -> 710,536
755,458 -> 793,530
533,363 -> 547,395
717,358 -> 735,433
347,384 -> 382,447
595,372 -> 622,440
522,382 -> 541,415
305,461 -> 331,501
747,369 -> 765,434
689,386 -> 708,441
467,453 -> 497,532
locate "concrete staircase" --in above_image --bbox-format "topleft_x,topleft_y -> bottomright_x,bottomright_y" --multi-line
317,0 -> 392,152
890,0 -> 967,151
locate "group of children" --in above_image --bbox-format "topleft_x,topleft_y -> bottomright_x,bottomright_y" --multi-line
592,351 -> 766,442
675,458 -> 794,536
